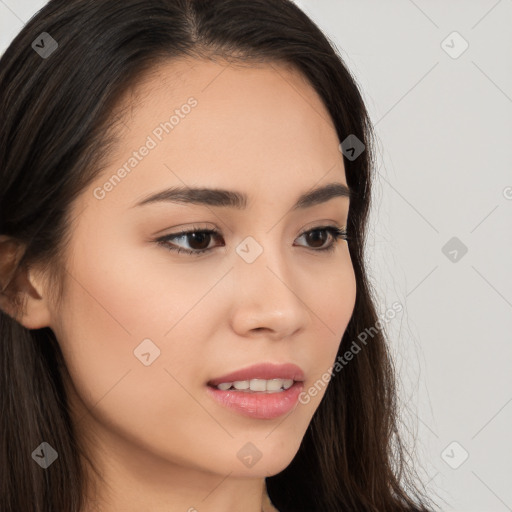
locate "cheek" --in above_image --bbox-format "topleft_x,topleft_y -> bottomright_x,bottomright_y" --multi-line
55,227 -> 228,385
310,253 -> 356,337
61,228 -> 212,338
301,257 -> 356,392
53,243 -> 224,464
55,238 -> 217,380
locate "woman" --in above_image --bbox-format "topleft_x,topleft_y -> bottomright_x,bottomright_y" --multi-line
0,0 -> 439,511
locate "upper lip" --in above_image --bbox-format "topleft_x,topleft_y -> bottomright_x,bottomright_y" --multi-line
207,362 -> 305,387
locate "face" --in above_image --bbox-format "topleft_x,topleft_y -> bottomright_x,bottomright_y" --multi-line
45,58 -> 356,505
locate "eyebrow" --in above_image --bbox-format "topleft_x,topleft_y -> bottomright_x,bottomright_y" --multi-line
132,182 -> 351,211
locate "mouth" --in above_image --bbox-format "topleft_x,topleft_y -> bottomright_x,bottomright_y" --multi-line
207,378 -> 297,393
206,362 -> 305,391
205,362 -> 305,419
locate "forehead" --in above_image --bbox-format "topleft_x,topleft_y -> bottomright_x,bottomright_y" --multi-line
84,57 -> 346,213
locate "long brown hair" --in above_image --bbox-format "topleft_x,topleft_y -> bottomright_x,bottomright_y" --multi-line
0,1 -> 439,510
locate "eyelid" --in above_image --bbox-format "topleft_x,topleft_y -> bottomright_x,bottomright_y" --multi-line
157,219 -> 346,237
154,223 -> 349,256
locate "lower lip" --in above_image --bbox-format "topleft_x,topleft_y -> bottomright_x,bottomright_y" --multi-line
205,381 -> 304,420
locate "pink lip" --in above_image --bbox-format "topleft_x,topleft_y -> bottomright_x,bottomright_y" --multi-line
207,362 -> 305,387
206,363 -> 306,419
205,381 -> 304,420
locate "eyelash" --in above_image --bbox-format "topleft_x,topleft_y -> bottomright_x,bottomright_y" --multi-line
155,225 -> 349,256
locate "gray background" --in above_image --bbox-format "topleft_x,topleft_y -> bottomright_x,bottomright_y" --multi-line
1,1 -> 511,510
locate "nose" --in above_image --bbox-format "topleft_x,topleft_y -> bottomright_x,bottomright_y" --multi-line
229,238 -> 309,340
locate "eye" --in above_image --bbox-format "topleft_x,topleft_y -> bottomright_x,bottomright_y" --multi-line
155,224 -> 348,256
295,226 -> 348,252
156,225 -> 223,256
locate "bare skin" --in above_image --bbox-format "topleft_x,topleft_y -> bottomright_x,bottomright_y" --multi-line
10,57 -> 356,512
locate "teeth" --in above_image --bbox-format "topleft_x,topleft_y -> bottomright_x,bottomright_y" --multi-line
214,378 -> 295,392
250,379 -> 268,391
265,379 -> 284,391
282,379 -> 294,390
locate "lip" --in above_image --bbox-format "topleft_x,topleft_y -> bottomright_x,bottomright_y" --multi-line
207,362 -> 305,387
206,381 -> 304,420
205,362 -> 305,420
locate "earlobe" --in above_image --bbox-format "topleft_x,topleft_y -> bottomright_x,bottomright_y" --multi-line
0,236 -> 52,329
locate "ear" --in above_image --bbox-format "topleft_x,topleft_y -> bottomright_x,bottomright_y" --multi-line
0,236 -> 52,329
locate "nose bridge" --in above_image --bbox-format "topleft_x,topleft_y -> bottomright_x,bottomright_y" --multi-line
235,229 -> 289,290
230,230 -> 308,335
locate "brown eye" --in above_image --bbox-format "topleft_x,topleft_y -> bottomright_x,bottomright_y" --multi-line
294,226 -> 347,252
157,228 -> 224,256
182,231 -> 213,251
303,229 -> 329,248
156,225 -> 347,256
